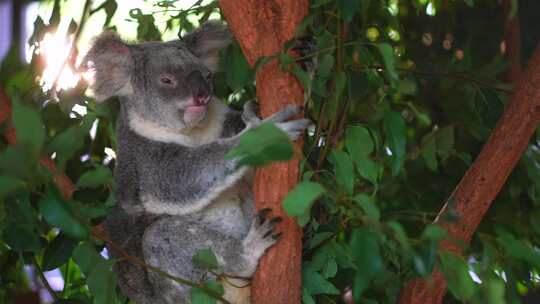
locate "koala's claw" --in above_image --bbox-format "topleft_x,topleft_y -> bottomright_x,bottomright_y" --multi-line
272,233 -> 283,240
257,208 -> 273,223
270,217 -> 283,224
242,210 -> 282,259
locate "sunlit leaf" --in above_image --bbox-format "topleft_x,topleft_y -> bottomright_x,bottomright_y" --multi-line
225,123 -> 294,167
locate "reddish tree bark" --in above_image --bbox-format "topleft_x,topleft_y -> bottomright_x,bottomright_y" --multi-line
219,1 -> 308,303
399,42 -> 540,303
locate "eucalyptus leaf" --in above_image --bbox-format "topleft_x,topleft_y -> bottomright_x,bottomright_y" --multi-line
283,182 -> 326,217
383,111 -> 406,176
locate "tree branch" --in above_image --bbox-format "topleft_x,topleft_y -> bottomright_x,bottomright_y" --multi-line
398,41 -> 540,303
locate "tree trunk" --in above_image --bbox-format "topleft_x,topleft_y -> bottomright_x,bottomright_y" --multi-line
219,1 -> 308,303
398,42 -> 540,303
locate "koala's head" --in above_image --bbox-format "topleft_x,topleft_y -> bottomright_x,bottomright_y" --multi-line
84,22 -> 231,130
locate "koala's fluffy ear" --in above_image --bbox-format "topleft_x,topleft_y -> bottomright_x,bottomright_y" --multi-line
83,31 -> 132,102
182,21 -> 232,72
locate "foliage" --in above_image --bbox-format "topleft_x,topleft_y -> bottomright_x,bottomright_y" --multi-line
1,0 -> 540,304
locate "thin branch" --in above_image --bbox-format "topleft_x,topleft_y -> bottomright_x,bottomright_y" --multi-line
32,256 -> 59,301
61,259 -> 70,297
91,230 -> 232,304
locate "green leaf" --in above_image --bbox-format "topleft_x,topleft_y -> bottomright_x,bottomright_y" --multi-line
192,248 -> 219,270
73,242 -> 104,275
47,116 -> 94,167
42,233 -> 79,271
350,228 -> 383,299
0,176 -> 25,197
331,150 -> 355,195
422,224 -> 447,241
0,146 -> 39,179
12,96 -> 45,151
352,194 -> 380,221
421,133 -> 438,171
397,78 -> 417,95
436,126 -> 455,160
292,64 -> 312,90
3,225 -> 41,252
336,0 -> 361,22
484,278 -> 505,304
317,54 -> 334,78
439,251 -> 475,301
302,288 -> 316,304
87,260 -> 119,304
283,182 -> 325,217
302,264 -> 340,295
387,221 -> 410,250
223,43 -> 253,90
225,123 -> 294,167
375,43 -> 398,82
39,191 -> 89,239
76,165 -> 113,189
383,111 -> 406,176
354,156 -> 380,185
191,280 -> 224,304
345,126 -> 374,155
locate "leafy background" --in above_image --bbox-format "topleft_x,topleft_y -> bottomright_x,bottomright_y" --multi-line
1,0 -> 540,303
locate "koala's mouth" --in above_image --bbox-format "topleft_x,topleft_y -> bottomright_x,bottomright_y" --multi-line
181,105 -> 208,124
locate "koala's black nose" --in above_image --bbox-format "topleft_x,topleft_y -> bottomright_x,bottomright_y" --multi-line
187,70 -> 211,106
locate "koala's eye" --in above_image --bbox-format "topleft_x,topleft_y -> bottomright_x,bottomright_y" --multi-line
204,73 -> 212,82
159,75 -> 176,87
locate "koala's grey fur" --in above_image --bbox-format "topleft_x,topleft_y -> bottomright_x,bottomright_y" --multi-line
84,21 -> 308,304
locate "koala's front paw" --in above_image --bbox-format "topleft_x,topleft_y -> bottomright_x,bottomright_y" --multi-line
241,100 -> 261,126
264,105 -> 302,123
277,118 -> 310,140
242,208 -> 282,260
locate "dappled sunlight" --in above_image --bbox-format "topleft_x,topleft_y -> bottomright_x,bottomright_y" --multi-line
37,30 -> 79,92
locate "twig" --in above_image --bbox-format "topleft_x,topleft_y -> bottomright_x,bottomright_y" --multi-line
61,259 -> 70,297
32,256 -> 59,301
91,230 -> 232,304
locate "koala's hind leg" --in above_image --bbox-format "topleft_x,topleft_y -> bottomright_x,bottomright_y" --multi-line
104,209 -> 159,304
141,211 -> 280,303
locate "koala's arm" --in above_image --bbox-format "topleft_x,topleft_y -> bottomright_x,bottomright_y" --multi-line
115,153 -> 142,214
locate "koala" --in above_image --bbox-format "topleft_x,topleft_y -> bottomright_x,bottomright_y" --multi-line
83,22 -> 309,304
